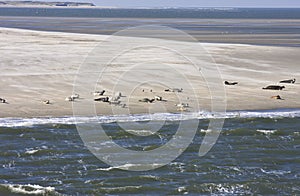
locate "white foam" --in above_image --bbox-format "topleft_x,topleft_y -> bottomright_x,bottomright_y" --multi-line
97,167 -> 116,171
294,132 -> 300,136
25,149 -> 39,155
170,162 -> 186,172
200,129 -> 213,133
260,168 -> 291,175
177,186 -> 189,194
97,163 -> 163,171
100,185 -> 142,192
126,129 -> 156,136
0,109 -> 299,127
208,183 -> 251,195
1,184 -> 58,195
256,129 -> 277,135
140,175 -> 160,180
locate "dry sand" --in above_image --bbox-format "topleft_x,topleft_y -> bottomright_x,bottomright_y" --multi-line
0,27 -> 299,118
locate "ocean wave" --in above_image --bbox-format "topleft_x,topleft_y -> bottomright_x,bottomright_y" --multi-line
0,109 -> 300,127
200,183 -> 252,195
98,185 -> 142,193
177,186 -> 188,194
97,163 -> 164,171
0,184 -> 60,195
25,149 -> 40,155
256,129 -> 278,135
260,168 -> 291,175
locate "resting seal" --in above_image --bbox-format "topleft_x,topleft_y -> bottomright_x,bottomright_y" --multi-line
0,98 -> 6,103
263,85 -> 285,90
165,88 -> 183,93
94,96 -> 109,102
65,97 -> 74,102
154,96 -> 163,101
109,100 -> 121,105
224,81 -> 238,85
43,100 -> 50,104
139,98 -> 155,103
71,94 -> 80,99
280,78 -> 296,84
175,103 -> 189,108
271,95 -> 283,100
93,90 -> 105,96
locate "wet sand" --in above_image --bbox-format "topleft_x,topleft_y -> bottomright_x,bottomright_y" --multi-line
1,17 -> 300,47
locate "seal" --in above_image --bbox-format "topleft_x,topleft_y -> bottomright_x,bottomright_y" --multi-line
176,103 -> 189,112
154,96 -> 163,101
65,96 -> 74,102
94,96 -> 109,102
175,103 -> 189,108
172,88 -> 183,93
109,100 -> 121,105
165,88 -> 183,92
224,81 -> 238,85
71,94 -> 80,99
271,95 -> 283,100
93,90 -> 105,96
109,96 -> 120,102
279,78 -> 296,84
263,85 -> 285,90
43,100 -> 50,104
139,98 -> 155,103
0,98 -> 6,103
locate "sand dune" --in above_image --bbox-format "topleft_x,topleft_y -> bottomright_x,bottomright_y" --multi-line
0,27 -> 299,118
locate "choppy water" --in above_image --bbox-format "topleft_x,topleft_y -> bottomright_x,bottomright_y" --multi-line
0,110 -> 299,195
1,8 -> 300,19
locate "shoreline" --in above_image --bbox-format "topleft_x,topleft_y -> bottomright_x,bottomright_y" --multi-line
2,107 -> 300,119
1,108 -> 300,128
3,25 -> 300,49
0,27 -> 299,118
0,5 -> 117,9
1,17 -> 300,47
2,25 -> 299,49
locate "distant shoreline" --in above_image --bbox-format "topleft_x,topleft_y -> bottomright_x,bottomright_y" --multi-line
0,5 -> 117,9
0,1 -> 96,7
0,0 -> 120,8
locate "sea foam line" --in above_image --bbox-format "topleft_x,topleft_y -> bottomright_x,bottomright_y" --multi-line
0,184 -> 60,195
0,109 -> 300,128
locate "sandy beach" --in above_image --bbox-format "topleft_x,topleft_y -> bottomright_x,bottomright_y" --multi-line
0,27 -> 299,118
